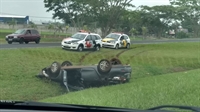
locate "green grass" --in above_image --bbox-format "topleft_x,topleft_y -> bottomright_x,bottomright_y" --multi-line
41,69 -> 200,109
0,42 -> 199,109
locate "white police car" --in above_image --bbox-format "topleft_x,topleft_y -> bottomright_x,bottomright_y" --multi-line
61,30 -> 102,52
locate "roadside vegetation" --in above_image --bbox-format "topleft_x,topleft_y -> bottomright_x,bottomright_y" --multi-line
41,69 -> 200,109
0,42 -> 199,109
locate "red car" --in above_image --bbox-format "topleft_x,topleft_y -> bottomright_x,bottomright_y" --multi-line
5,28 -> 41,44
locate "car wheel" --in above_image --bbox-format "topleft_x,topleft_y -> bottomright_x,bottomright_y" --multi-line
35,38 -> 40,44
8,41 -> 12,44
126,43 -> 130,49
110,58 -> 122,65
25,41 -> 29,44
49,61 -> 61,78
97,59 -> 112,74
77,45 -> 83,52
61,61 -> 73,67
95,45 -> 100,51
115,44 -> 119,49
19,38 -> 24,44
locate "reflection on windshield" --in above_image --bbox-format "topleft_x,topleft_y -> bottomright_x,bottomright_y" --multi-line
105,34 -> 120,40
14,29 -> 26,34
71,33 -> 86,40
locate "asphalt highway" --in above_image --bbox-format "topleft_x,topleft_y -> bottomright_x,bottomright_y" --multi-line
0,38 -> 199,49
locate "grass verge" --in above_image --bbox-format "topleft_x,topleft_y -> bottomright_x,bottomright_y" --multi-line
41,68 -> 200,109
0,42 -> 199,108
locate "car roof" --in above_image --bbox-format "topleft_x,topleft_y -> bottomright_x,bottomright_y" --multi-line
77,32 -> 100,36
110,32 -> 129,37
18,28 -> 37,30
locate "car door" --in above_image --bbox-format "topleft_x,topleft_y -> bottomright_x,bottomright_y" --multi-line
24,30 -> 32,41
31,30 -> 38,41
93,35 -> 102,47
124,35 -> 130,44
119,36 -> 125,48
123,35 -> 129,47
91,35 -> 98,48
84,35 -> 93,49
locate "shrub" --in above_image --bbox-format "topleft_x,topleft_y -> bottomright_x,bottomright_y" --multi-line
176,32 -> 189,39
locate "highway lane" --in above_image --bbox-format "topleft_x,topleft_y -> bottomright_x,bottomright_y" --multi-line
0,38 -> 199,49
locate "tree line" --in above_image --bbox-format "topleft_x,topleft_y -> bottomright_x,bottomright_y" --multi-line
43,0 -> 200,38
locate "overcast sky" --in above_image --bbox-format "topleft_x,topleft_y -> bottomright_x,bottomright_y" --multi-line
0,0 -> 170,23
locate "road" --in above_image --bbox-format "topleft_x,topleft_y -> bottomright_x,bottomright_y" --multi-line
0,38 -> 199,49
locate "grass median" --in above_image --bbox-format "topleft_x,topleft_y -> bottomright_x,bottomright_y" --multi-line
0,42 -> 199,109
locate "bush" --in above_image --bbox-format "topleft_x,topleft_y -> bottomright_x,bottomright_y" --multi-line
176,32 -> 189,39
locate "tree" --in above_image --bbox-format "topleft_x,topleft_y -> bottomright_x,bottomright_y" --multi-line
53,22 -> 64,37
44,0 -> 88,27
85,0 -> 134,37
8,19 -> 17,29
44,0 -> 134,37
29,21 -> 37,29
47,23 -> 54,33
138,5 -> 175,38
129,28 -> 138,39
141,26 -> 148,39
169,0 -> 200,37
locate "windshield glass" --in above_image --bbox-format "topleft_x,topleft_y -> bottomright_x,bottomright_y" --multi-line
13,29 -> 26,34
105,33 -> 120,40
71,33 -> 86,40
0,0 -> 199,111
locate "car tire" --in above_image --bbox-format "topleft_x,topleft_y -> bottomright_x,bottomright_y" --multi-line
115,44 -> 119,49
19,38 -> 24,44
110,58 -> 122,65
95,44 -> 100,51
49,61 -> 61,78
126,43 -> 130,49
97,59 -> 112,74
35,38 -> 40,44
8,41 -> 12,44
25,41 -> 29,44
61,61 -> 73,67
77,45 -> 83,52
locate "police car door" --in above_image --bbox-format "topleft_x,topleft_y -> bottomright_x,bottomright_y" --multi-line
119,36 -> 125,48
120,35 -> 127,48
91,35 -> 98,48
84,35 -> 93,49
124,35 -> 129,47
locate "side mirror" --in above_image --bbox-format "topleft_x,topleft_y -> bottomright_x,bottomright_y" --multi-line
85,39 -> 89,41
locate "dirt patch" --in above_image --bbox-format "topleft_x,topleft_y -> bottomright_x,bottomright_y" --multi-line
78,45 -> 145,65
116,49 -> 131,58
169,67 -> 187,72
78,49 -> 113,65
79,51 -> 94,65
125,49 -> 153,64
110,46 -> 145,60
